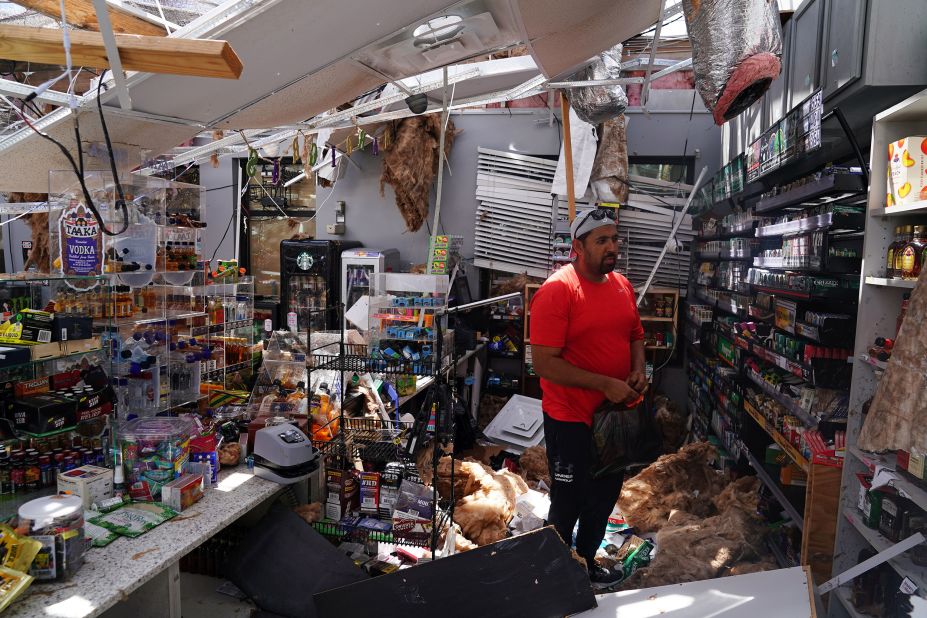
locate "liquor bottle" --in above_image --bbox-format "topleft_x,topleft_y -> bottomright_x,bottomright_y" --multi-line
901,225 -> 927,280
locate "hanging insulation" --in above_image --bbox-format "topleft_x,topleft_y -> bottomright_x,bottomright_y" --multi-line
590,114 -> 630,204
379,115 -> 457,232
683,0 -> 783,125
566,44 -> 627,126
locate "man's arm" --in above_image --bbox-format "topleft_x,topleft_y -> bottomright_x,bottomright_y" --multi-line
627,339 -> 647,392
532,344 -> 638,404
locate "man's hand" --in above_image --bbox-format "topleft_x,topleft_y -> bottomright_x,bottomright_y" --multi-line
627,371 -> 648,394
601,378 -> 639,404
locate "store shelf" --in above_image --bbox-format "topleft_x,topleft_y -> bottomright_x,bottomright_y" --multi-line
864,276 -> 916,289
745,370 -> 817,429
843,507 -> 927,592
754,173 -> 865,214
743,448 -> 804,530
849,445 -> 927,513
490,314 -> 523,322
870,199 -> 927,216
192,319 -> 253,336
397,376 -> 435,407
854,354 -> 887,371
695,252 -> 755,262
743,399 -> 811,472
751,283 -> 858,302
640,316 -> 675,322
834,587 -> 875,618
98,311 -> 209,328
754,210 -> 865,238
0,344 -> 105,374
696,226 -> 758,241
203,361 -> 252,382
0,274 -> 108,285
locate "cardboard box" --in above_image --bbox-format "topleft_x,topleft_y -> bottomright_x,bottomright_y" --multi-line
63,337 -> 102,355
30,342 -> 64,362
161,474 -> 204,511
888,137 -> 927,207
0,346 -> 31,369
74,388 -> 114,423
0,309 -> 55,344
14,376 -> 49,399
12,394 -> 76,434
52,315 -> 94,341
58,465 -> 114,509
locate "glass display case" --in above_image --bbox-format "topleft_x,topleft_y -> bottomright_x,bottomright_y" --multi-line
49,171 -> 209,419
196,277 -> 256,393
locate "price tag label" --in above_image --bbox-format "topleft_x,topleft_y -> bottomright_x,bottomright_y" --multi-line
899,577 -> 918,595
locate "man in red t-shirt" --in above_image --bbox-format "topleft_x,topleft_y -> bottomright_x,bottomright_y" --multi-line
530,208 -> 645,587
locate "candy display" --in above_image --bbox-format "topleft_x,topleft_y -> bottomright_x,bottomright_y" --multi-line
119,416 -> 196,502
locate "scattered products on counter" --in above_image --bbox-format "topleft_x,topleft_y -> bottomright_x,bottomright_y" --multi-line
88,502 -> 178,538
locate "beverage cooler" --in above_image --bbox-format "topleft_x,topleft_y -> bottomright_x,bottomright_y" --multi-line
341,248 -> 400,330
280,239 -> 359,331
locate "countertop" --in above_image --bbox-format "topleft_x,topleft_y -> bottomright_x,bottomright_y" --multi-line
7,469 -> 282,618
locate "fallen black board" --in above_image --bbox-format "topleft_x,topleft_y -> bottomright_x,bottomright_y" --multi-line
227,506 -> 367,617
313,526 -> 596,618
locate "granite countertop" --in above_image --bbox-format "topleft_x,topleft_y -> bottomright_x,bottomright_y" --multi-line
7,469 -> 282,618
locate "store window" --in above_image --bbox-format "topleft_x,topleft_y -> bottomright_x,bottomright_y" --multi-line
628,156 -> 695,185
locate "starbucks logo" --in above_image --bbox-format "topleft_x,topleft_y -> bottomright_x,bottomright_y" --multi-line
296,252 -> 314,270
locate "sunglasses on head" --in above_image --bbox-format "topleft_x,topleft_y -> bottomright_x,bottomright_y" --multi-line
578,208 -> 618,226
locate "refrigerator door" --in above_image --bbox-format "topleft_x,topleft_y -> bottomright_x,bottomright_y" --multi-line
342,252 -> 385,330
281,240 -> 330,332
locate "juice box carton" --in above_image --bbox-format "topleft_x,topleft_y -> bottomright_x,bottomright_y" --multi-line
888,137 -> 927,207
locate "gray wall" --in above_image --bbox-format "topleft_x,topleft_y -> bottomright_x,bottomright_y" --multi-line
310,107 -> 722,266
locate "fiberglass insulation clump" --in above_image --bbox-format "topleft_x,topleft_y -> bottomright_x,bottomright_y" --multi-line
683,0 -> 784,125
379,115 -> 457,233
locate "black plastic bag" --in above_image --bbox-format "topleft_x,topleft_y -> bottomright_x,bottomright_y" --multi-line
590,400 -> 662,479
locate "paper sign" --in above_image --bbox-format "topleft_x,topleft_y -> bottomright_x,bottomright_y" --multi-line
900,577 -> 918,595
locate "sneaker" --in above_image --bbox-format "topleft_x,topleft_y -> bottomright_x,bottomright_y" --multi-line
588,564 -> 623,589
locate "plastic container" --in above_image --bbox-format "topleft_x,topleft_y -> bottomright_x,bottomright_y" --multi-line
119,416 -> 197,502
18,494 -> 86,581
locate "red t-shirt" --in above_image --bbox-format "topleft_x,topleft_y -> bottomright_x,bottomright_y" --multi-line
529,265 -> 645,425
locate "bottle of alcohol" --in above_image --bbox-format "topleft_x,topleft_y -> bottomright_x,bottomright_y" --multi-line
901,225 -> 927,280
893,225 -> 914,279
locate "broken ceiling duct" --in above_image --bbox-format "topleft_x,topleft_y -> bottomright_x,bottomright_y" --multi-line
590,114 -> 630,204
683,0 -> 783,126
566,44 -> 627,126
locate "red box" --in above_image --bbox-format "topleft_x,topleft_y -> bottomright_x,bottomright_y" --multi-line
15,376 -> 48,399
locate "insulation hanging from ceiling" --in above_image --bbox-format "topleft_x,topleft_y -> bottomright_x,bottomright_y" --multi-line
857,273 -> 927,453
379,114 -> 457,232
683,0 -> 783,125
590,114 -> 630,204
566,44 -> 628,126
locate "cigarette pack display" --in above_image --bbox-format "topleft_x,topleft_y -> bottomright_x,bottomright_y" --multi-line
0,346 -> 31,369
52,315 -> 93,341
325,469 -> 358,518
57,466 -> 114,510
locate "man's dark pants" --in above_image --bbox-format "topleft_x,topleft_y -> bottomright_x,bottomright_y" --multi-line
543,412 -> 625,568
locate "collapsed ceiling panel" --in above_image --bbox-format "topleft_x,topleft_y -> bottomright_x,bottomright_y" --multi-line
518,0 -> 662,78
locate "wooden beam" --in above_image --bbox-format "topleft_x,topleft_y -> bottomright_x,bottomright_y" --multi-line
560,92 -> 576,221
0,25 -> 243,79
15,0 -> 166,36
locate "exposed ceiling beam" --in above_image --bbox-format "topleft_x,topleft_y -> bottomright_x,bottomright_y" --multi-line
13,0 -> 166,36
0,24 -> 244,79
92,0 -> 132,109
0,76 -> 70,106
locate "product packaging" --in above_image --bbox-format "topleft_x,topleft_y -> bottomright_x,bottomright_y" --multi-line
161,474 -> 204,512
83,509 -> 119,548
57,465 -> 114,509
378,462 -> 403,519
17,495 -> 86,580
0,566 -> 33,612
391,480 -> 433,546
88,502 -> 178,538
359,471 -> 380,516
119,416 -> 196,501
0,525 -> 42,573
888,137 -> 927,207
10,394 -> 77,434
325,469 -> 358,521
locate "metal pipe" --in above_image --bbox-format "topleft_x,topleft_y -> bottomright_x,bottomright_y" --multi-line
440,292 -> 524,315
560,93 -> 576,221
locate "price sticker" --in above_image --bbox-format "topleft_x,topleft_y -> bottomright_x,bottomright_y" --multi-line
899,577 -> 918,595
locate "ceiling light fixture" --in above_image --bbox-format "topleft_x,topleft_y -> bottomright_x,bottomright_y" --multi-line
412,15 -> 464,48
